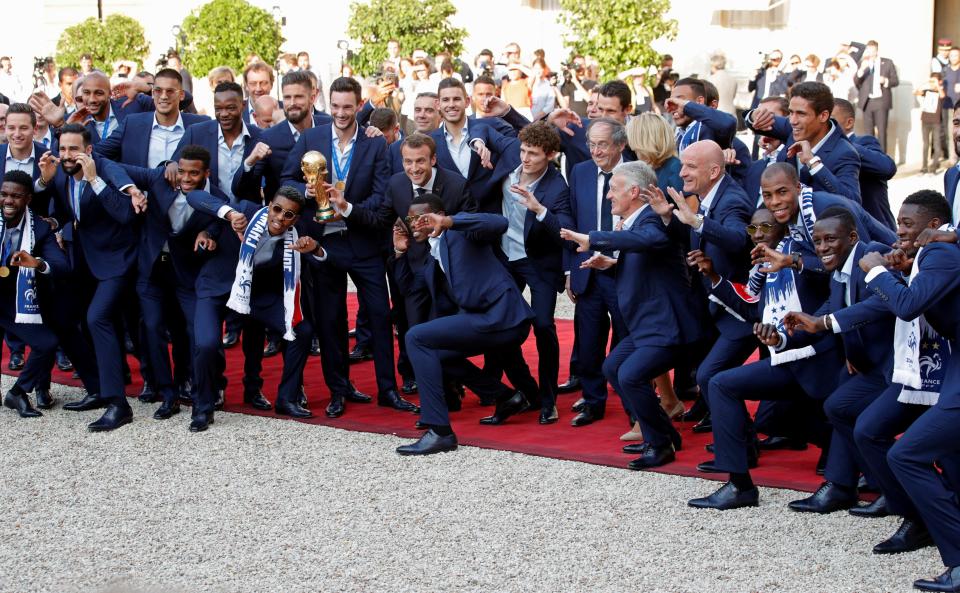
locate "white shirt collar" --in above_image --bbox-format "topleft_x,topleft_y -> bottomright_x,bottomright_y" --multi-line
621,203 -> 648,230
6,148 -> 34,164
443,119 -> 468,142
288,116 -> 314,140
833,243 -> 857,283
332,122 -> 359,146
153,113 -> 184,131
811,121 -> 836,155
218,122 -> 251,147
699,175 -> 725,212
597,157 -> 624,177
414,168 -> 437,192
510,164 -> 548,192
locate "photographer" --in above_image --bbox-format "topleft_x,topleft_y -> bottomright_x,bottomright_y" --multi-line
748,49 -> 786,109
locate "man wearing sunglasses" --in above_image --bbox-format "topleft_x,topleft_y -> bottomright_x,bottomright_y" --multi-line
185,186 -> 325,432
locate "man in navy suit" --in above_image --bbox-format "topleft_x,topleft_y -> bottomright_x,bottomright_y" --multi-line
856,194 -> 960,592
666,78 -> 737,154
853,191 -> 960,560
743,96 -> 789,205
394,198 -> 535,456
546,80 -> 637,177
429,77 -> 519,212
489,122 -> 573,424
42,123 -> 139,432
562,160 -> 706,469
280,76 -> 416,418
172,81 -> 260,203
778,208 -> 895,514
832,98 -> 897,230
748,50 -> 788,110
94,69 -> 209,169
563,118 -> 631,427
186,186 -> 322,431
0,170 -> 77,418
645,140 -> 755,434
854,41 -> 899,153
235,70 -> 334,203
746,81 -> 862,203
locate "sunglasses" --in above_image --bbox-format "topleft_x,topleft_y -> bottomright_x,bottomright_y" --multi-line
270,203 -> 298,220
746,222 -> 777,234
405,213 -> 424,227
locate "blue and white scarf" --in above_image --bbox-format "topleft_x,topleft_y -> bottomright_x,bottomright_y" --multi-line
0,209 -> 41,324
788,184 -> 817,243
894,242 -> 952,405
226,206 -> 301,341
761,237 -> 817,365
676,121 -> 702,154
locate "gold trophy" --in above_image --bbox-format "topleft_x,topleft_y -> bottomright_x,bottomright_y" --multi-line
301,150 -> 338,222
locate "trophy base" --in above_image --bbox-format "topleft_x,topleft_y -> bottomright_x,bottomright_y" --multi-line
314,207 -> 338,223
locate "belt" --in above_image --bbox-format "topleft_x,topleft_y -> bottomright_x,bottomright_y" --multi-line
159,253 -> 172,263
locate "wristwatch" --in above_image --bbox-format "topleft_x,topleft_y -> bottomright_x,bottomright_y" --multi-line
35,257 -> 48,273
807,156 -> 822,169
694,214 -> 704,229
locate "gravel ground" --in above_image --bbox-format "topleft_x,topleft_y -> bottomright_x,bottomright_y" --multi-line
0,377 -> 946,593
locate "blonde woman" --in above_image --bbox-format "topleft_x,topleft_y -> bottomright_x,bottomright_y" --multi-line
618,113 -> 687,441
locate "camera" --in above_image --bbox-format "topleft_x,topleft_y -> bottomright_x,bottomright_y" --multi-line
32,56 -> 53,87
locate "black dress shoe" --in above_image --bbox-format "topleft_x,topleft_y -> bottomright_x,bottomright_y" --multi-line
35,388 -> 54,410
153,400 -> 181,420
189,414 -> 214,432
539,405 -> 559,425
874,519 -> 934,554
849,495 -> 890,518
571,397 -> 586,413
88,404 -> 133,432
396,429 -> 458,456
623,433 -> 681,454
275,401 -> 314,418
691,412 -> 712,434
571,404 -> 604,427
788,481 -> 858,514
243,390 -> 272,411
913,566 -> 960,592
349,345 -> 373,363
557,375 -> 581,394
309,337 -> 321,357
263,340 -> 280,358
3,390 -> 41,417
377,389 -> 419,413
326,394 -> 345,418
7,351 -> 24,371
479,391 -> 529,425
138,383 -> 159,403
56,351 -> 73,372
681,396 -> 707,422
757,435 -> 808,451
222,331 -> 239,348
124,370 -> 133,385
627,444 -> 675,470
401,378 -> 418,395
63,392 -> 108,411
688,481 -> 760,510
345,387 -> 373,403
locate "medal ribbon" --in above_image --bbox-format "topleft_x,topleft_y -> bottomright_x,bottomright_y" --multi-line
331,135 -> 354,188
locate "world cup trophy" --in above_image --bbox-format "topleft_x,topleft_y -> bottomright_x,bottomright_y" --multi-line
301,150 -> 337,222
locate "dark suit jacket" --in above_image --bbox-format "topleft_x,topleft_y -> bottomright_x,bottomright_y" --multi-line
279,123 -> 390,259
588,206 -> 705,347
557,119 -> 637,177
48,158 -> 137,280
241,98 -> 286,128
726,136 -> 753,187
566,159 -> 607,295
171,120 -> 262,198
849,133 -> 896,229
945,166 -> 959,218
680,102 -> 737,149
0,142 -> 53,216
429,119 -> 520,212
93,111 -> 210,167
854,58 -> 900,110
748,68 -> 788,109
394,213 -> 533,333
747,114 -> 862,203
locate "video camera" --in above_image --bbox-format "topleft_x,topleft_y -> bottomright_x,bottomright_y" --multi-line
32,56 -> 53,87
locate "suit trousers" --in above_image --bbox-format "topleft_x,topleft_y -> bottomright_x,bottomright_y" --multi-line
311,233 -> 396,396
0,290 -> 58,393
888,395 -> 960,567
406,315 -> 532,426
709,358 -> 818,473
822,370 -> 888,488
603,340 -> 683,449
576,270 -> 627,411
504,257 -> 559,410
862,101 -> 890,153
75,264 -> 131,407
696,333 -> 758,411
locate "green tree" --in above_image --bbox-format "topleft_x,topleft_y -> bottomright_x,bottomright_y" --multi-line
180,0 -> 284,77
56,14 -> 150,74
558,0 -> 677,77
346,0 -> 466,76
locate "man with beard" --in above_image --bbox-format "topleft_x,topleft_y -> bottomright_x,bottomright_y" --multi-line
41,123 -> 140,431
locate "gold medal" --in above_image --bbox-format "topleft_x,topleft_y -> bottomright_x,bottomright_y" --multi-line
335,181 -> 345,191
0,266 -> 10,278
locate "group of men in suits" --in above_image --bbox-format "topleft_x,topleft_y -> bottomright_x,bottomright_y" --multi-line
6,57 -> 960,591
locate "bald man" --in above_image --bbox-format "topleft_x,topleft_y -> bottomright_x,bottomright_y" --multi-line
252,95 -> 281,129
644,139 -> 755,434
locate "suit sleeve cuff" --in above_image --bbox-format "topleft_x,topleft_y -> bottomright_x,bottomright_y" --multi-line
808,162 -> 825,175
312,248 -> 328,262
89,177 -> 106,195
535,208 -> 548,222
829,314 -> 842,333
865,266 -> 887,283
216,205 -> 235,220
338,202 -> 353,217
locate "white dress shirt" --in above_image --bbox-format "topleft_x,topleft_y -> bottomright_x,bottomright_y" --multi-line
443,120 -> 473,178
148,113 -> 185,168
325,124 -> 359,234
693,175 -> 724,234
428,233 -> 446,274
94,106 -> 118,140
806,121 -> 837,176
828,245 -> 857,332
413,168 -> 437,194
217,123 -> 251,202
501,165 -> 548,261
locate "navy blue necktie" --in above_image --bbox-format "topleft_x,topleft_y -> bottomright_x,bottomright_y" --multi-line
600,172 -> 613,232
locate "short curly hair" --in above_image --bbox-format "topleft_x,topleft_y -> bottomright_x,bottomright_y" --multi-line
518,121 -> 561,155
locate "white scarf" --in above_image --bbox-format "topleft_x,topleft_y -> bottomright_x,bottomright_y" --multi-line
762,238 -> 817,365
226,206 -> 301,341
0,209 -> 41,324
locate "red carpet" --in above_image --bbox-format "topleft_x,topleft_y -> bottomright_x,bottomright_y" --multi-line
6,294 -> 828,493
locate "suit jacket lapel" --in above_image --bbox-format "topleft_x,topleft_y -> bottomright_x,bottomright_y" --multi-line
583,172 -> 598,233
134,117 -> 150,168
208,124 -> 220,183
344,134 -> 368,196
